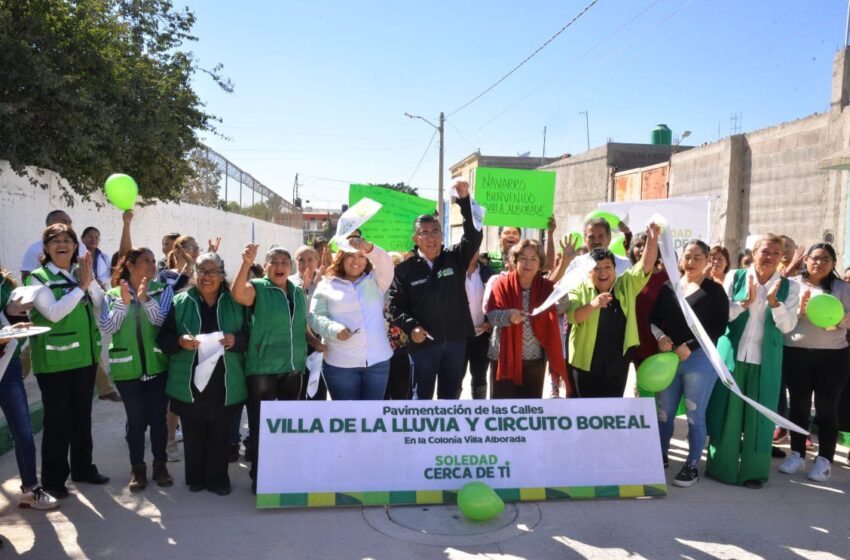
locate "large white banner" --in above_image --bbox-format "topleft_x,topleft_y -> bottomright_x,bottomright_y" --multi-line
257,398 -> 666,508
598,196 -> 710,253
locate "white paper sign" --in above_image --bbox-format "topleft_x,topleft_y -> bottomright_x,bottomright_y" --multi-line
332,197 -> 382,247
598,196 -> 711,252
256,398 -> 666,507
193,331 -> 224,392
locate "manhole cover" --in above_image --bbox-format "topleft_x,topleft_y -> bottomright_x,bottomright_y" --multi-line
362,503 -> 542,546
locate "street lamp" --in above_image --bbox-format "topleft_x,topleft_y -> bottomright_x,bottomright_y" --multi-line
405,112 -> 445,227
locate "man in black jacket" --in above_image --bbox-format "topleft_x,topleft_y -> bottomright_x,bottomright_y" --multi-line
388,179 -> 482,400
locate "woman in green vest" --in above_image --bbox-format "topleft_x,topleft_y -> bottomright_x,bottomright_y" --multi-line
26,224 -> 108,498
157,252 -> 247,496
707,234 -> 800,488
231,244 -> 307,494
99,248 -> 175,491
566,223 -> 660,397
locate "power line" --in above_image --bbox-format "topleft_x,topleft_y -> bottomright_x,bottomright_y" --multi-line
407,129 -> 438,184
446,120 -> 478,152
476,0 -> 667,131
447,0 -> 601,117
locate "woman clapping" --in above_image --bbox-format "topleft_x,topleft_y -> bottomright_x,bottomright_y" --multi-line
26,224 -> 108,498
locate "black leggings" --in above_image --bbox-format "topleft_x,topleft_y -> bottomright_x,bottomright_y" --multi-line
570,350 -> 633,398
247,372 -> 304,481
783,346 -> 850,461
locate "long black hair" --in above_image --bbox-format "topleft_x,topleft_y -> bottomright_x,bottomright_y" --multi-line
801,243 -> 839,293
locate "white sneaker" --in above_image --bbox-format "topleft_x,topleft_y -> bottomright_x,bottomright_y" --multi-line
174,428 -> 183,443
166,442 -> 182,462
807,456 -> 831,482
20,486 -> 59,510
778,451 -> 805,474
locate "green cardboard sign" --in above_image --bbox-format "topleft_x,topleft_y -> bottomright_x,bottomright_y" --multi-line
348,184 -> 437,251
474,167 -> 555,229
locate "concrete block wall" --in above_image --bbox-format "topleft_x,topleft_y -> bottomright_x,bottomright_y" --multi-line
744,113 -> 834,249
545,146 -> 610,235
0,161 -> 302,284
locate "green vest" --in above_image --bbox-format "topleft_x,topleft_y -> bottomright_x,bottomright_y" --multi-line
487,249 -> 506,274
246,277 -> 307,375
0,275 -> 23,359
707,269 -> 790,452
26,266 -> 101,374
165,288 -> 247,406
105,281 -> 170,381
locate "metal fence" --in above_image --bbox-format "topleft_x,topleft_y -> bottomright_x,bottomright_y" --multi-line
196,147 -> 303,230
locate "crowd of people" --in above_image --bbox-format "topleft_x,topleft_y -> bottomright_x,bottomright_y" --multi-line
1,179 -> 849,509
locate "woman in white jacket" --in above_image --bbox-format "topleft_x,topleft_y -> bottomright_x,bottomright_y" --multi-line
310,236 -> 394,400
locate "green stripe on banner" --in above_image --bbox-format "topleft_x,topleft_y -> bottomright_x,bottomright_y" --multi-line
389,491 -> 416,504
260,483 -> 667,508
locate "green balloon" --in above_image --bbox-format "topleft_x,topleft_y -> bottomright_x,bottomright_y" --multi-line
806,293 -> 844,329
637,352 -> 680,392
104,173 -> 138,211
609,233 -> 627,257
584,210 -> 621,229
457,481 -> 505,521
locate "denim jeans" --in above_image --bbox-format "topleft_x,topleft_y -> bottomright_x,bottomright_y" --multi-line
655,348 -> 717,466
323,359 -> 391,400
115,374 -> 169,465
0,357 -> 38,488
409,339 -> 467,400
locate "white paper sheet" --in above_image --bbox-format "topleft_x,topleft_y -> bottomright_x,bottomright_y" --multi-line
305,352 -> 323,399
193,331 -> 224,392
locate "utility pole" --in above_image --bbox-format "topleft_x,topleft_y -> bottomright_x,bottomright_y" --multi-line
438,112 -> 445,227
845,0 -> 850,46
405,111 -> 446,227
541,126 -> 547,165
579,111 -> 590,151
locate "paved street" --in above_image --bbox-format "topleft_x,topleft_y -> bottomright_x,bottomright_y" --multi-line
1,380 -> 848,560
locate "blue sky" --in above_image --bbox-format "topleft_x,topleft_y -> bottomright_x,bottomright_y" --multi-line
184,0 -> 848,209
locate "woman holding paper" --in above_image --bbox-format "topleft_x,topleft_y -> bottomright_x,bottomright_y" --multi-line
706,234 -> 799,489
0,267 -> 58,509
566,224 -> 660,398
486,239 -> 573,398
98,248 -> 175,491
777,243 -> 850,482
231,244 -> 307,494
310,235 -> 394,400
158,252 -> 247,495
650,240 -> 729,487
26,224 -> 108,498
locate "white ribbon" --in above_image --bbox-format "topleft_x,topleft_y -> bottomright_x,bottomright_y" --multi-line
656,226 -> 807,435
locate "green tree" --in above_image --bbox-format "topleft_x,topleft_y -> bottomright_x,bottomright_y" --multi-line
0,0 -> 231,204
181,150 -> 222,207
368,182 -> 419,196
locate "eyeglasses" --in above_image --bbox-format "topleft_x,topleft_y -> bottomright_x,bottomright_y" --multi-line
416,229 -> 442,238
197,269 -> 222,277
809,256 -> 833,263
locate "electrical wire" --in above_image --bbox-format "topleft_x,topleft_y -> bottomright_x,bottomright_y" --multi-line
407,129 -> 438,184
447,0 -> 601,117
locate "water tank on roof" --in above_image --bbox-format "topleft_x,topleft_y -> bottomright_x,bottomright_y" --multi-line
651,124 -> 672,145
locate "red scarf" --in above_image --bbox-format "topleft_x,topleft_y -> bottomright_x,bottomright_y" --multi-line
488,271 -> 570,393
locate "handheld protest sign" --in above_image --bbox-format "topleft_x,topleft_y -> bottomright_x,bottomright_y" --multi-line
348,185 -> 436,251
332,197 -> 382,251
473,167 -> 555,229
